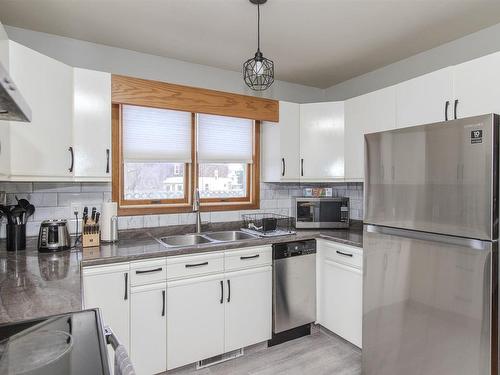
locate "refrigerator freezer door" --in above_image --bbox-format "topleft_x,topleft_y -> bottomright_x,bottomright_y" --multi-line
364,114 -> 498,241
363,225 -> 496,375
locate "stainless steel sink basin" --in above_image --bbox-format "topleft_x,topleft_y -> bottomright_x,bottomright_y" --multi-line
157,230 -> 258,248
159,234 -> 213,247
204,231 -> 258,242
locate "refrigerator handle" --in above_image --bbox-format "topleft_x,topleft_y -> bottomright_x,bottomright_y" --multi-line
365,225 -> 489,250
445,100 -> 450,121
454,99 -> 459,120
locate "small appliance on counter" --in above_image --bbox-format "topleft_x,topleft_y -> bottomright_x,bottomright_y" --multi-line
38,220 -> 71,252
241,213 -> 295,237
293,197 -> 349,229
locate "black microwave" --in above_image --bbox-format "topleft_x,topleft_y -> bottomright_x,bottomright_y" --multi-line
293,197 -> 349,229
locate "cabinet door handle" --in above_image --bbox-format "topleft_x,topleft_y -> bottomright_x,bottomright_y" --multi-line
124,273 -> 128,300
445,100 -> 449,121
240,254 -> 260,260
185,261 -> 208,268
161,290 -> 165,317
220,280 -> 224,304
135,267 -> 163,274
301,158 -> 304,177
454,99 -> 459,120
68,146 -> 74,173
281,158 -> 285,177
227,279 -> 231,303
106,149 -> 110,174
336,250 -> 353,257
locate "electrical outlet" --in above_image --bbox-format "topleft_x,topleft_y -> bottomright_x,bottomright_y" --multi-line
71,202 -> 82,217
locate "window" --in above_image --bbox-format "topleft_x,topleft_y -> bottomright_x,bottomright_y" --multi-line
197,114 -> 253,202
119,105 -> 192,208
113,103 -> 260,215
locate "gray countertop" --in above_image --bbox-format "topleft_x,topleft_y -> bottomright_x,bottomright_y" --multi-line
0,244 -> 82,324
81,228 -> 363,267
0,225 -> 362,324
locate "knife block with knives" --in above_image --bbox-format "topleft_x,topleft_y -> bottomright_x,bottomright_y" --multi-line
82,206 -> 101,248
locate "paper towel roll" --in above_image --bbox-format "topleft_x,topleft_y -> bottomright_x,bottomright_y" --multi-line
101,201 -> 118,242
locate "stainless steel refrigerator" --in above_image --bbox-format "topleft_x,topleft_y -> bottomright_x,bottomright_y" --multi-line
363,114 -> 499,375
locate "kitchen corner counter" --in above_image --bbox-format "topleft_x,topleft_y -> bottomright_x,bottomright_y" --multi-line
81,226 -> 363,267
0,244 -> 82,324
0,224 -> 362,324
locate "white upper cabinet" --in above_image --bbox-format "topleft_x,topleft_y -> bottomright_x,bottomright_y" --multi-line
344,86 -> 396,181
261,101 -> 301,182
300,102 -> 344,181
73,68 -> 112,180
0,123 -> 10,178
453,51 -> 500,119
8,41 -> 74,180
396,67 -> 454,128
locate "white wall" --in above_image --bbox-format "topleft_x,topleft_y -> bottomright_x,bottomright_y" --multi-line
325,22 -> 500,101
4,25 -> 325,104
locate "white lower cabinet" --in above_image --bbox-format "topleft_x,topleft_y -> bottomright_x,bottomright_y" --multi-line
166,246 -> 272,371
224,267 -> 272,352
131,282 -> 167,375
317,241 -> 362,348
167,273 -> 225,370
82,263 -> 130,373
82,241 -> 365,373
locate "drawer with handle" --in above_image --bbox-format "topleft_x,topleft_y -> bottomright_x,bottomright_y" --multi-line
167,252 -> 224,280
224,245 -> 272,271
130,258 -> 167,286
319,240 -> 362,269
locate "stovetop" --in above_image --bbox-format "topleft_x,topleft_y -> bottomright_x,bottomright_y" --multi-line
0,309 -> 109,374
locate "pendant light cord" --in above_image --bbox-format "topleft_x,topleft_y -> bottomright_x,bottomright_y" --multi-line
257,4 -> 260,52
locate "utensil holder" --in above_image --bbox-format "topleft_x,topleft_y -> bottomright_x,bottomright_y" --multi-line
7,224 -> 26,251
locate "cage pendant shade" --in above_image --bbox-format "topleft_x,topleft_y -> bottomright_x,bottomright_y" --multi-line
243,0 -> 274,91
243,51 -> 274,91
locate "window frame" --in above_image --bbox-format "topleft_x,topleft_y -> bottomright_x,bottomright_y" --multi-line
112,104 -> 260,216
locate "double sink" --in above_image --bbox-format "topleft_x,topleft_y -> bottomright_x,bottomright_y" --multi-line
158,230 -> 258,248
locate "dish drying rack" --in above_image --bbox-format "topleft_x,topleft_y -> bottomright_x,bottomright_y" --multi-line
241,213 -> 295,237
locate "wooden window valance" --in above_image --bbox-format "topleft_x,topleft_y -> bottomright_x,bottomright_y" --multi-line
111,75 -> 279,122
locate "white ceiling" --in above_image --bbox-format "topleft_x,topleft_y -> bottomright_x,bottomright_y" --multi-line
1,0 -> 500,89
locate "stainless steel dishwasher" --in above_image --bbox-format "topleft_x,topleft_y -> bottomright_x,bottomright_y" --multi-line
269,239 -> 316,346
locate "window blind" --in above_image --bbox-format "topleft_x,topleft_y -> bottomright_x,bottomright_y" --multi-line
197,114 -> 253,163
122,105 -> 192,163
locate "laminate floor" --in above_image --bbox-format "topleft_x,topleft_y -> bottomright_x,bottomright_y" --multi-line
166,330 -> 361,375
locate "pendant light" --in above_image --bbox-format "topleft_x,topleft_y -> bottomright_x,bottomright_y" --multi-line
243,0 -> 274,91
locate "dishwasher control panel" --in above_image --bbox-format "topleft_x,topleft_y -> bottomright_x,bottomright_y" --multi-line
273,239 -> 316,259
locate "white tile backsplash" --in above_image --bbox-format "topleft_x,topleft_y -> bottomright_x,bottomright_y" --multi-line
0,181 -> 363,237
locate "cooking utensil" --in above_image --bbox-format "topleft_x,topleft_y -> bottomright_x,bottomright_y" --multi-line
91,207 -> 96,222
25,204 -> 35,220
10,206 -> 26,225
94,212 -> 100,224
15,196 -> 30,209
0,205 -> 13,224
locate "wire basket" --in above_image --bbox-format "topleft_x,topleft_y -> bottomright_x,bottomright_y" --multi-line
241,213 -> 294,235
